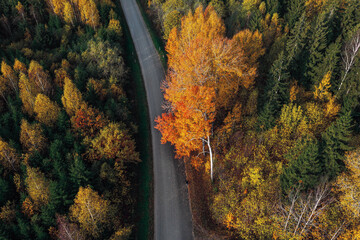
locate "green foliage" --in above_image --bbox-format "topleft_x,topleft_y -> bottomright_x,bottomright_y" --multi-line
281,139 -> 321,193
321,111 -> 353,180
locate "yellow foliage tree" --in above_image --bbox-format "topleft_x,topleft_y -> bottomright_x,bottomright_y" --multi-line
62,77 -> 84,116
13,59 -> 27,74
314,71 -> 331,100
16,2 -> 26,21
0,138 -> 19,171
25,167 -> 50,208
88,123 -> 140,163
28,61 -> 51,95
20,119 -> 47,153
1,60 -> 18,93
108,19 -> 122,36
34,94 -> 61,126
19,72 -> 39,116
70,186 -> 110,237
63,1 -> 75,26
79,0 -> 100,30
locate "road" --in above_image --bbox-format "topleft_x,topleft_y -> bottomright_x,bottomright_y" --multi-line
118,0 -> 194,239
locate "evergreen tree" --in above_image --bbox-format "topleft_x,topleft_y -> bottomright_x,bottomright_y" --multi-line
285,0 -> 305,29
321,111 -> 352,180
280,140 -> 322,193
305,12 -> 328,85
69,157 -> 90,190
311,39 -> 341,85
286,13 -> 309,78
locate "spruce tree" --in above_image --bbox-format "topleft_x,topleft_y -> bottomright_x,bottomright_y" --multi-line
311,39 -> 341,85
305,13 -> 329,85
285,0 -> 305,29
281,140 -> 322,193
321,111 -> 352,180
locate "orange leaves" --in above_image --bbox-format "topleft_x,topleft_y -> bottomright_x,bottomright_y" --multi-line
166,6 -> 263,108
156,85 -> 215,158
71,104 -> 108,137
28,60 -> 51,95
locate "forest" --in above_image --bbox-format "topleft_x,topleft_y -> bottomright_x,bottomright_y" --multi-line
147,0 -> 360,239
0,0 -> 142,239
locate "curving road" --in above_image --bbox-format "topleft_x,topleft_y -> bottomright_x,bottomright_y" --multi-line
119,0 -> 194,239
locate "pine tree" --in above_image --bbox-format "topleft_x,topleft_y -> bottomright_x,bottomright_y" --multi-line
281,140 -> 321,193
321,111 -> 352,180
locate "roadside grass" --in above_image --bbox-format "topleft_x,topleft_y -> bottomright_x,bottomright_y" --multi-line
118,3 -> 153,240
135,0 -> 167,69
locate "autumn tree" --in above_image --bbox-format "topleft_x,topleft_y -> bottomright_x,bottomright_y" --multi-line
156,85 -> 216,180
19,72 -> 39,116
1,60 -> 18,93
71,104 -> 108,137
57,215 -> 85,240
79,0 -> 100,30
88,123 -> 140,163
0,138 -> 19,171
34,94 -> 60,126
62,77 -> 84,116
16,2 -> 26,21
20,119 -> 47,153
63,1 -> 75,26
70,186 -> 110,237
13,59 -> 27,74
25,167 -> 50,208
28,61 -> 51,95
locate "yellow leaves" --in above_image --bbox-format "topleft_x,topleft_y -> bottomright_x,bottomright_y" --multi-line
20,119 -> 47,153
314,71 -> 331,100
63,1 -> 75,25
1,60 -> 18,93
79,0 -> 100,29
314,72 -> 340,119
305,0 -> 329,17
25,167 -> 50,208
70,186 -> 110,237
34,94 -> 60,126
62,77 -> 84,116
325,95 -> 340,118
108,19 -> 122,36
88,123 -> 140,163
224,212 -> 236,230
13,59 -> 26,73
247,167 -> 263,186
289,81 -> 299,103
19,72 -> 38,116
242,0 -> 261,13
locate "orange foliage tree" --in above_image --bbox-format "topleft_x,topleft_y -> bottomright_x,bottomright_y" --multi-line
156,5 -> 263,180
71,104 -> 108,137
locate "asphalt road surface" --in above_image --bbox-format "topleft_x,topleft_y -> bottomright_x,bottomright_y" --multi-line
119,0 -> 194,239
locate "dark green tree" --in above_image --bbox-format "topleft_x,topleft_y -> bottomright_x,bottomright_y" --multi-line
280,140 -> 322,193
321,111 -> 352,180
285,0 -> 305,29
305,13 -> 328,85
